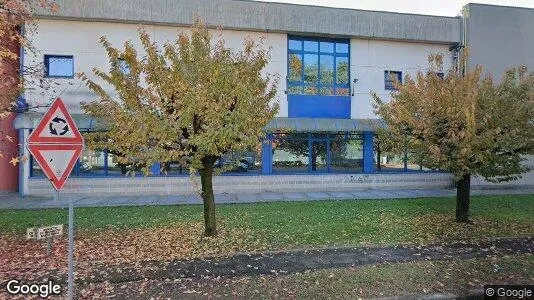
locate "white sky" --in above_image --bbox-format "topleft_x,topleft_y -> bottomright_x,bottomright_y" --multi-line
254,0 -> 534,16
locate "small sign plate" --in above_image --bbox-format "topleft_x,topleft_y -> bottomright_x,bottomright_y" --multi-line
26,227 -> 37,240
36,225 -> 64,240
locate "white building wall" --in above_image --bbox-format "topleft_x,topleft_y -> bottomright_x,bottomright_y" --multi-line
25,19 -> 457,121
350,39 -> 454,119
24,19 -> 288,116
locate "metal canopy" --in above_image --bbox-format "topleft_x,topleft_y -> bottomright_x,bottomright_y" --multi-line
264,117 -> 383,133
14,112 -> 101,131
15,113 -> 383,133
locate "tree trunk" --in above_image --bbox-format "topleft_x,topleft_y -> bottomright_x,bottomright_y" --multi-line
120,164 -> 127,175
455,173 -> 471,223
376,144 -> 382,171
200,157 -> 217,236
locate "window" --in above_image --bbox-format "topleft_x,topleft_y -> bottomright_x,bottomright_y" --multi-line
271,133 -> 363,173
272,134 -> 310,173
118,59 -> 131,75
288,37 -> 350,96
330,134 -> 363,172
78,148 -> 107,176
44,55 -> 74,78
384,71 -> 402,90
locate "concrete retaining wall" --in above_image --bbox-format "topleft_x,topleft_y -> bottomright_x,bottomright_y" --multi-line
28,173 -> 455,197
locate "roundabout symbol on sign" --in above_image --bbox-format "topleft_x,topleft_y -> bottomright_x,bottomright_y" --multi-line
48,116 -> 69,136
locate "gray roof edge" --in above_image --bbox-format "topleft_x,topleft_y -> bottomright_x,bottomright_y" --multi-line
34,15 -> 459,45
234,0 -> 460,19
466,3 -> 534,12
35,0 -> 461,44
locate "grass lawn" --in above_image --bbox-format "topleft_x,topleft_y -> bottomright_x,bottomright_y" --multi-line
83,254 -> 534,299
1,194 -> 533,298
1,194 -> 533,249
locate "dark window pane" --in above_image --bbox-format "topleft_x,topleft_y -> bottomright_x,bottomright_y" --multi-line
304,86 -> 318,95
311,133 -> 327,139
273,133 -> 308,140
106,152 -> 128,175
336,43 -> 349,53
289,39 -> 302,51
45,55 -> 74,77
311,141 -> 327,172
320,55 -> 334,85
105,150 -> 142,175
31,155 -> 44,177
320,87 -> 334,95
336,57 -> 349,85
330,135 -> 363,172
289,54 -> 303,83
273,139 -> 309,173
304,41 -> 318,52
336,87 -> 350,96
376,153 -> 405,172
303,54 -> 318,84
385,71 -> 402,90
215,150 -> 261,174
160,160 -> 188,175
288,86 -> 303,95
320,42 -> 334,53
79,149 -> 106,176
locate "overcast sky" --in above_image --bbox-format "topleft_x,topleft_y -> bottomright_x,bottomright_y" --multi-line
254,0 -> 534,16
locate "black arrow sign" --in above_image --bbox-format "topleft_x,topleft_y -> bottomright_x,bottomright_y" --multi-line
49,116 -> 69,136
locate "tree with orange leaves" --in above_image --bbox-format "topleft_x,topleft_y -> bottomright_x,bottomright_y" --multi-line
373,53 -> 534,223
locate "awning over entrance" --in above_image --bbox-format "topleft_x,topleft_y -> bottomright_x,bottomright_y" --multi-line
264,117 -> 384,133
14,112 -> 101,131
14,113 -> 384,133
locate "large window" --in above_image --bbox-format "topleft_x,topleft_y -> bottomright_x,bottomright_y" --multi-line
272,133 -> 362,173
373,135 -> 435,173
330,134 -> 363,173
44,55 -> 74,78
288,37 -> 350,96
30,146 -> 262,177
273,134 -> 310,173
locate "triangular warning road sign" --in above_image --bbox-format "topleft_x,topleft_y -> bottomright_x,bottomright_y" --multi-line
28,144 -> 83,190
28,98 -> 84,145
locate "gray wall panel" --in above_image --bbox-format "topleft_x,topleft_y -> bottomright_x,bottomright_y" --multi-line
466,4 -> 534,79
38,0 -> 461,44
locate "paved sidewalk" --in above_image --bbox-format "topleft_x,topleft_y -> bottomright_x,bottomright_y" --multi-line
0,188 -> 533,209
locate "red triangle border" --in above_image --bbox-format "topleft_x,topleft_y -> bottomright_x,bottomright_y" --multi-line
28,144 -> 83,191
28,98 -> 84,145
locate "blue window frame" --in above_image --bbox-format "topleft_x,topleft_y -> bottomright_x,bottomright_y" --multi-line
271,132 -> 364,173
288,36 -> 350,96
44,55 -> 74,78
384,70 -> 402,90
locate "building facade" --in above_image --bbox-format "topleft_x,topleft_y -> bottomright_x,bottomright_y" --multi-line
464,3 -> 534,188
5,1 -> 534,196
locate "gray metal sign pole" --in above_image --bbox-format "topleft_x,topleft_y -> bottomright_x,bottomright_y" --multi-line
66,190 -> 74,300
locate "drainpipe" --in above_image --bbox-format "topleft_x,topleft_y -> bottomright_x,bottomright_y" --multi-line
17,24 -> 27,112
17,24 -> 28,197
460,6 -> 468,74
18,128 -> 30,197
450,8 -> 467,75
